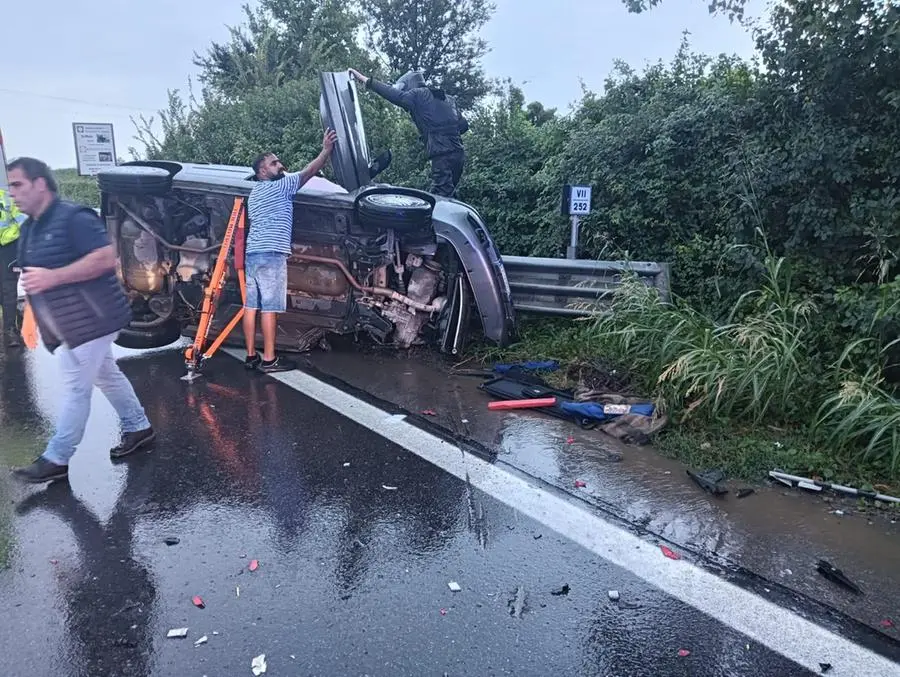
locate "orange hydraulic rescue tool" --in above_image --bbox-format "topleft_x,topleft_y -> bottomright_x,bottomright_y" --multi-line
182,196 -> 248,381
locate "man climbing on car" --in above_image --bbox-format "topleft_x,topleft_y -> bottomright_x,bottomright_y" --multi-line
349,68 -> 469,198
243,128 -> 338,373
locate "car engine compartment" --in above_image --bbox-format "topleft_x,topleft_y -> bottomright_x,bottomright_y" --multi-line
106,189 -> 468,352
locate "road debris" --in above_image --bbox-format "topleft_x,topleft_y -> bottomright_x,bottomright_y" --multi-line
192,595 -> 205,609
608,590 -> 620,601
448,581 -> 462,592
660,546 -> 680,560
566,436 -> 575,444
574,480 -> 587,488
421,409 -> 437,416
881,619 -> 895,629
686,468 -> 728,496
820,663 -> 832,674
816,559 -> 862,595
737,488 -> 755,499
249,559 -> 259,572
163,537 -> 180,546
49,559 -> 59,565
488,397 -> 557,411
769,471 -> 900,504
550,584 -> 570,596
343,462 -> 350,468
831,510 -> 845,516
194,635 -> 208,647
440,608 -> 447,615
493,360 -> 560,374
781,569 -> 793,577
382,484 -> 398,491
678,649 -> 691,658
533,534 -> 543,540
236,586 -> 241,598
251,654 -> 267,675
167,628 -> 189,639
509,586 -> 526,618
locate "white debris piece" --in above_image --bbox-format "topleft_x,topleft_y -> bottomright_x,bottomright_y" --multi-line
167,628 -> 189,639
251,654 -> 267,675
448,581 -> 462,592
608,590 -> 620,601
382,485 -> 398,491
194,636 -> 208,647
343,462 -> 351,468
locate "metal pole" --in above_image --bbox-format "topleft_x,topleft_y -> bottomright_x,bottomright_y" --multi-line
566,214 -> 580,259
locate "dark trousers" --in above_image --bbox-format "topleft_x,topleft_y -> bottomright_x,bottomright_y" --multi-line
430,151 -> 465,198
0,243 -> 19,332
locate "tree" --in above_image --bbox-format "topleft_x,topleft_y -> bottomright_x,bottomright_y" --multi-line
359,0 -> 495,109
194,0 -> 371,99
621,0 -> 749,21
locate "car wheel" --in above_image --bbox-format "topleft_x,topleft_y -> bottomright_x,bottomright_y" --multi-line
97,166 -> 173,197
355,187 -> 435,233
114,320 -> 182,350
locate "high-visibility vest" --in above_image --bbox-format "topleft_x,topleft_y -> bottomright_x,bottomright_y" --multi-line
0,189 -> 21,247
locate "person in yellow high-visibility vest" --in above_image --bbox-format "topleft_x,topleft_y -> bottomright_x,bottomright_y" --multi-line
0,188 -> 22,347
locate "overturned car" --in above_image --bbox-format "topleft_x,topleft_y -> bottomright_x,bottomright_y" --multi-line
95,72 -> 516,355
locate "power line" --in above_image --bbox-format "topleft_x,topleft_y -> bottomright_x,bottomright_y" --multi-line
0,87 -> 158,113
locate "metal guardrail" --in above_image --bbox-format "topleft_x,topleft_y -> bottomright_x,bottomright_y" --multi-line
502,255 -> 671,317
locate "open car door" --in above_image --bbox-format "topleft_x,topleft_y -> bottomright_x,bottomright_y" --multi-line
319,71 -> 372,193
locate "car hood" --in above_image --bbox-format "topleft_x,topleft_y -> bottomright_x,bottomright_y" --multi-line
319,71 -> 371,194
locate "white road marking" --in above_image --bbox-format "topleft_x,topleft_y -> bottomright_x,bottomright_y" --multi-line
225,350 -> 900,676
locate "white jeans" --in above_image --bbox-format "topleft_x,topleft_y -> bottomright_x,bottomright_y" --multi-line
42,332 -> 151,465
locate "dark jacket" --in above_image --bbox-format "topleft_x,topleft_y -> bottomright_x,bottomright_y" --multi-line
368,79 -> 469,159
17,198 -> 132,353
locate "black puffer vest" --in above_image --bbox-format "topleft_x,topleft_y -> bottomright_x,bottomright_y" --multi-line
18,199 -> 132,352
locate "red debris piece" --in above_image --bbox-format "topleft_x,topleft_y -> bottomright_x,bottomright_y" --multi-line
249,559 -> 259,572
566,436 -> 575,444
678,649 -> 691,658
421,409 -> 437,416
574,480 -> 587,488
881,619 -> 895,629
440,608 -> 447,616
660,546 -> 681,560
192,596 -> 205,609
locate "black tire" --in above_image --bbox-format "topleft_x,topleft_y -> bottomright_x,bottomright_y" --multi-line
114,320 -> 182,350
356,187 -> 434,233
97,166 -> 173,197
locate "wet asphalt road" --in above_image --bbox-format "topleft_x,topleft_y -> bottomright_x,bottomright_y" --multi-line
0,346 -> 895,676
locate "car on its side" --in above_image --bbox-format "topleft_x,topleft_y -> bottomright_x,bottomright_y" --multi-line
91,71 -> 516,355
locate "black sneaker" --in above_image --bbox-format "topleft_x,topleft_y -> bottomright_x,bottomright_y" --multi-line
245,354 -> 262,370
258,356 -> 297,373
110,427 -> 157,459
12,457 -> 69,484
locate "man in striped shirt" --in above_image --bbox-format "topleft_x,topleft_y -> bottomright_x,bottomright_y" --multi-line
243,129 -> 337,372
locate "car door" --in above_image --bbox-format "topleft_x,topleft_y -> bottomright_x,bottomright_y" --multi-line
319,71 -> 372,193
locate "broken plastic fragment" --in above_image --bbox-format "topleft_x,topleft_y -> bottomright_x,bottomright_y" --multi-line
816,559 -> 862,595
49,559 -> 59,565
608,590 -> 620,601
164,537 -> 180,546
660,546 -> 680,560
167,628 -> 189,639
194,635 -> 208,647
249,559 -> 259,572
440,608 -> 447,615
820,664 -> 832,674
550,584 -> 570,596
880,618 -> 894,629
421,409 -> 437,416
678,649 -> 691,658
343,462 -> 350,468
192,595 -> 205,609
566,436 -> 575,444
251,654 -> 267,676
382,484 -> 398,491
448,581 -> 461,592
574,480 -> 587,488
236,586 -> 240,598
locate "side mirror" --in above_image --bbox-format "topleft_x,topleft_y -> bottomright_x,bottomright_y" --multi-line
368,150 -> 392,179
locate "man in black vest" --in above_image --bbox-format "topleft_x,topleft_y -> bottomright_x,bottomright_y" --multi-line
6,157 -> 155,484
349,68 -> 469,198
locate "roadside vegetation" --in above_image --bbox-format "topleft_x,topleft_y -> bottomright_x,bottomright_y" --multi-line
54,0 -> 900,488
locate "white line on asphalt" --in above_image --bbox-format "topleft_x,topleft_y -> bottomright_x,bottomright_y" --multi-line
224,350 -> 900,676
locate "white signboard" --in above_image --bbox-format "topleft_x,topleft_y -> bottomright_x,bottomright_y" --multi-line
568,185 -> 591,215
73,122 -> 117,176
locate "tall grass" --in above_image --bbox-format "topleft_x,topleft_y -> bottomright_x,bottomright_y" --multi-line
583,247 -> 818,424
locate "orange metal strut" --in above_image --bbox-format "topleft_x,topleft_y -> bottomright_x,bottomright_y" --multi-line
182,196 -> 247,379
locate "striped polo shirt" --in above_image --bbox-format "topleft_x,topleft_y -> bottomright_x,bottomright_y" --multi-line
246,172 -> 302,255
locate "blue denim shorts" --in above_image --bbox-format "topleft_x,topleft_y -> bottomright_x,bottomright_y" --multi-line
245,252 -> 288,313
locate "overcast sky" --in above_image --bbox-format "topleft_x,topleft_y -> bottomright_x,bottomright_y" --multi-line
1,0 -> 757,170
